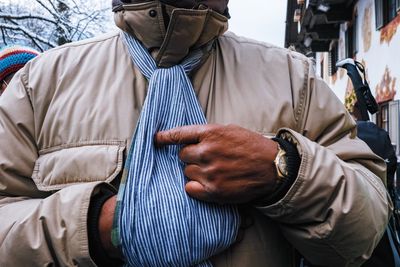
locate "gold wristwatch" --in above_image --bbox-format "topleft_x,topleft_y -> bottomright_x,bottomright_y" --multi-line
261,137 -> 300,204
274,143 -> 290,180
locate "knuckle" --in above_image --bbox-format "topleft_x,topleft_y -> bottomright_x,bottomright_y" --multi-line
183,166 -> 190,178
169,130 -> 181,143
206,183 -> 223,197
196,145 -> 210,162
209,123 -> 224,133
204,183 -> 227,204
204,165 -> 218,179
183,165 -> 195,178
178,147 -> 187,160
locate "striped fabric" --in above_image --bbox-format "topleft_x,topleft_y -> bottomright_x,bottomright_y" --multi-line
114,32 -> 240,267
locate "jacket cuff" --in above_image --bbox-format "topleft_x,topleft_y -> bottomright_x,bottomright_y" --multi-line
254,136 -> 301,206
88,185 -> 124,267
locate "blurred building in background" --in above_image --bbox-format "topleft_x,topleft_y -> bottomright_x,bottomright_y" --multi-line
285,0 -> 400,155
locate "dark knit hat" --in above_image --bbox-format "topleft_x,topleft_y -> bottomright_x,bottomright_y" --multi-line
0,45 -> 40,82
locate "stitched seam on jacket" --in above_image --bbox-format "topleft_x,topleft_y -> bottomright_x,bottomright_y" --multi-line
39,140 -> 126,155
357,167 -> 387,201
296,58 -> 310,133
31,162 -> 40,187
45,31 -> 120,52
19,69 -> 37,142
33,181 -> 103,192
77,183 -> 102,267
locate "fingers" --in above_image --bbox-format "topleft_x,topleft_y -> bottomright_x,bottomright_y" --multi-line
184,165 -> 213,202
154,125 -> 209,146
185,181 -> 210,202
179,144 -> 211,164
184,165 -> 222,203
184,164 -> 204,179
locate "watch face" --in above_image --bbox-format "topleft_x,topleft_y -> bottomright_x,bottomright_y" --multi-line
277,151 -> 289,177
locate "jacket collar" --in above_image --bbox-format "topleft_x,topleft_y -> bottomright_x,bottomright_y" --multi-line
113,1 -> 228,68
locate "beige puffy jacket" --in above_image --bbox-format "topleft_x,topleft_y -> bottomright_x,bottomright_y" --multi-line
0,5 -> 391,267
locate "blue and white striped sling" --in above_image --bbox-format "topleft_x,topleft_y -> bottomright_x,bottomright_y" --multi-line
114,31 -> 240,267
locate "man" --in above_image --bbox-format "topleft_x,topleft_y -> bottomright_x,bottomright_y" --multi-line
0,1 -> 391,266
0,45 -> 39,95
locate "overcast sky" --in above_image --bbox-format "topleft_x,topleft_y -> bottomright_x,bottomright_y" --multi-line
0,0 -> 288,47
228,1 -> 288,47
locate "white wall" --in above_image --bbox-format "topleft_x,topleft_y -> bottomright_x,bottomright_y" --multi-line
320,0 -> 400,103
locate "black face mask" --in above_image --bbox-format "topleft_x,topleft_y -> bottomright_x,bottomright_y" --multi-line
114,0 -> 229,15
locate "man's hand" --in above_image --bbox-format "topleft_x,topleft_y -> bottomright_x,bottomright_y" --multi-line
154,124 -> 279,204
98,195 -> 122,259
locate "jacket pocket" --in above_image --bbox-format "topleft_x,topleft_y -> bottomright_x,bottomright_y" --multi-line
32,141 -> 126,191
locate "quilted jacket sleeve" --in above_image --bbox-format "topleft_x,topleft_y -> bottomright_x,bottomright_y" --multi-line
0,71 -> 101,267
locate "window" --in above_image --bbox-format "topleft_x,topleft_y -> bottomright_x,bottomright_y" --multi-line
377,102 -> 390,132
345,9 -> 358,58
353,13 -> 359,55
328,43 -> 338,76
375,0 -> 385,29
389,100 -> 400,156
389,0 -> 397,21
320,56 -> 325,79
345,22 -> 357,58
375,0 -> 399,29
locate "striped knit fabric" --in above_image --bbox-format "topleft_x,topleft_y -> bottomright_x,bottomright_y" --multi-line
0,46 -> 39,82
114,32 -> 240,267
